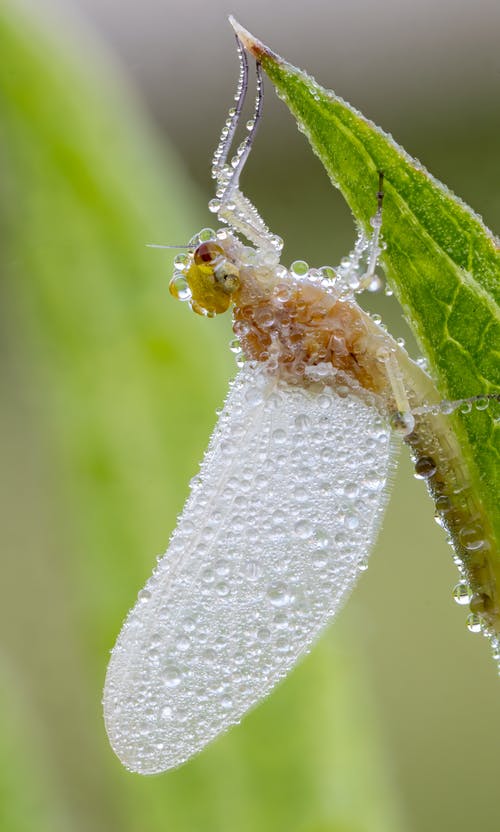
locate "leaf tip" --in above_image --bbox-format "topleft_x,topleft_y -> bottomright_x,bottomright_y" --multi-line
228,16 -> 280,63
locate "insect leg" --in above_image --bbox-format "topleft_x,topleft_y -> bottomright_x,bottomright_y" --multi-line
379,346 -> 416,435
212,51 -> 281,255
357,171 -> 385,292
212,34 -> 249,179
412,392 -> 500,417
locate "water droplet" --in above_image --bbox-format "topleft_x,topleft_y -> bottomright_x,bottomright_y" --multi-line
198,227 -> 216,242
290,260 -> 309,276
343,510 -> 360,530
138,589 -> 151,603
267,582 -> 291,607
173,253 -> 190,271
216,581 -> 230,597
320,265 -> 336,281
390,411 -> 415,436
366,274 -> 383,292
414,456 -> 437,479
294,413 -> 311,430
245,386 -> 264,406
475,397 -> 489,411
203,648 -> 217,664
343,481 -> 359,499
182,615 -> 196,633
272,428 -> 287,444
243,560 -> 261,582
466,613 -> 482,633
459,526 -> 485,551
208,198 -> 221,213
169,274 -> 192,301
257,626 -> 271,642
162,666 -> 181,687
201,567 -> 215,584
363,470 -> 384,491
453,582 -> 470,605
314,529 -> 330,549
176,635 -> 191,651
312,550 -> 328,569
294,519 -> 313,538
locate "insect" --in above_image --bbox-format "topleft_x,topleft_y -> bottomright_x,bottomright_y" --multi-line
104,27 -> 499,774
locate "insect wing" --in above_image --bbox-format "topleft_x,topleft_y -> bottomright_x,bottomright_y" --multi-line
104,364 -> 394,774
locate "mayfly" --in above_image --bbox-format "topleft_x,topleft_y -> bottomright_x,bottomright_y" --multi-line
104,21 -> 499,774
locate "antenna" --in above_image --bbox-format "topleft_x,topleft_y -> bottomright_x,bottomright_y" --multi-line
146,244 -> 195,250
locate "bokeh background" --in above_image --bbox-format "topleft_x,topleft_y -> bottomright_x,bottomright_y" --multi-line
1,1 -> 500,831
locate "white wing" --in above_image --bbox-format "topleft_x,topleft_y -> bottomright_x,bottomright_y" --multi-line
104,363 -> 394,774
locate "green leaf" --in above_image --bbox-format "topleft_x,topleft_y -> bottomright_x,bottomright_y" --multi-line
232,20 -> 500,641
0,3 -> 405,831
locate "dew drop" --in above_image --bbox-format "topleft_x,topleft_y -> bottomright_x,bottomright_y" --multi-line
466,613 -> 482,633
244,560 -> 262,582
216,581 -> 230,597
320,265 -> 336,281
294,519 -> 313,539
272,428 -> 287,444
452,582 -> 470,605
366,274 -> 383,292
414,456 -> 437,479
294,413 -> 311,430
459,526 -> 485,551
312,551 -> 328,568
198,227 -> 216,242
173,253 -> 190,271
169,274 -> 192,301
343,510 -> 360,531
257,626 -> 271,642
290,260 -> 309,276
162,666 -> 181,687
314,528 -> 330,549
176,635 -> 191,652
475,397 -> 489,411
390,411 -> 415,436
440,400 -> 455,415
245,386 -> 264,406
267,582 -> 291,607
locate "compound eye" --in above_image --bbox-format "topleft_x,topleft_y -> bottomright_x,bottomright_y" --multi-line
194,242 -> 225,270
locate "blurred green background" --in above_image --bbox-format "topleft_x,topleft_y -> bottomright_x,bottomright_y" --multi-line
1,2 -> 500,831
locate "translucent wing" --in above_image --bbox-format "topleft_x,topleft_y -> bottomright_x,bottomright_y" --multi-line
104,363 -> 395,774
